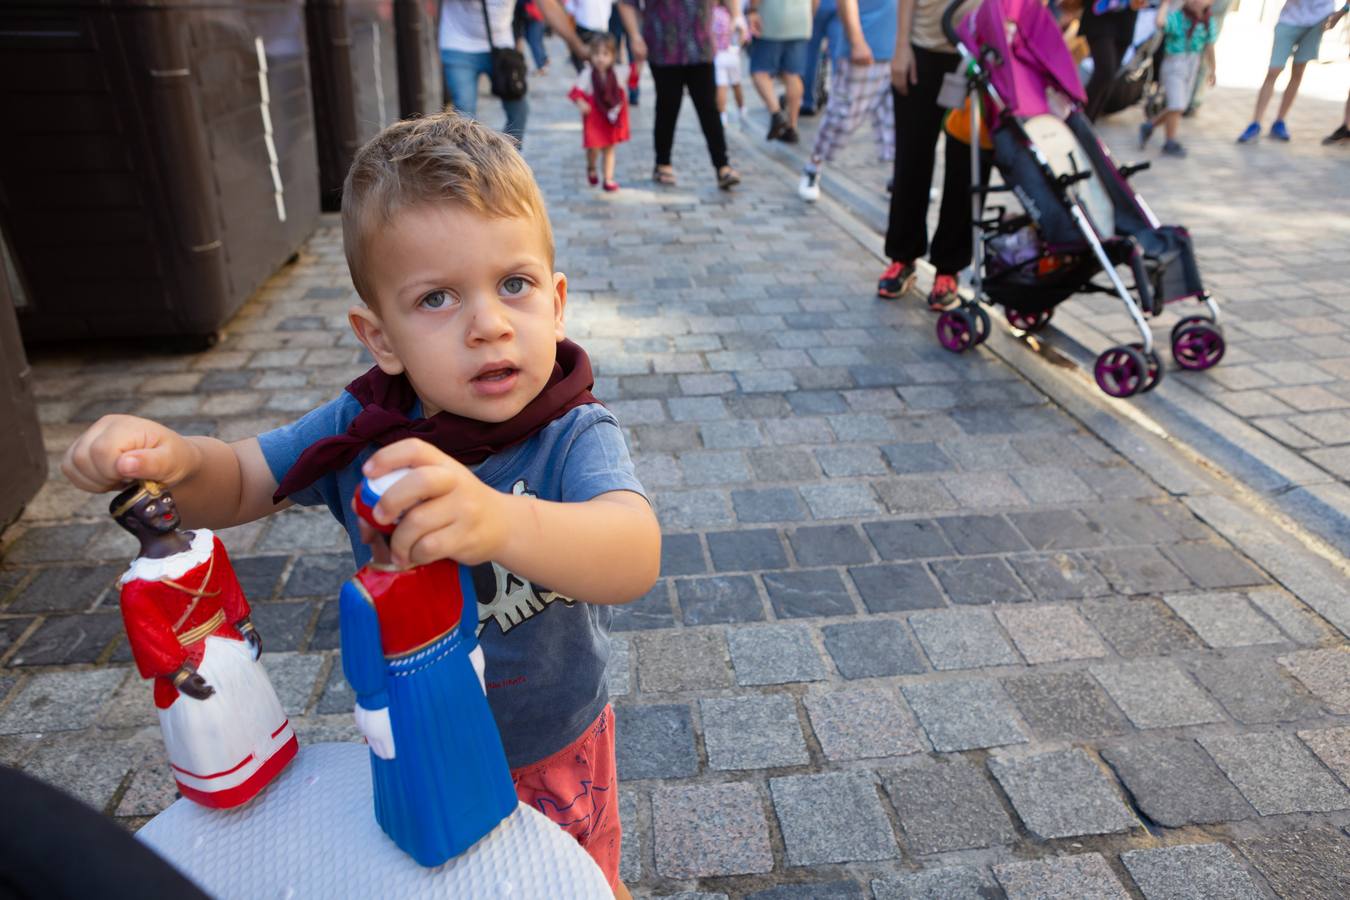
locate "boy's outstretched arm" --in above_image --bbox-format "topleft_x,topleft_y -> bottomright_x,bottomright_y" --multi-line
365,439 -> 661,605
62,414 -> 287,529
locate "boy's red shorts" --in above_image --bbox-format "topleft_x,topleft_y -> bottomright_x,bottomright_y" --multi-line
511,705 -> 621,891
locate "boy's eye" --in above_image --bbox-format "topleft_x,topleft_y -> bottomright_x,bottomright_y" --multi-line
502,276 -> 528,296
419,290 -> 454,310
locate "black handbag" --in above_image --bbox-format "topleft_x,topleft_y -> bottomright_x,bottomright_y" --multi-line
479,0 -> 528,101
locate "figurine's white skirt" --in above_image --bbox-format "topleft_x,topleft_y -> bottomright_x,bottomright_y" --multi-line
159,636 -> 293,795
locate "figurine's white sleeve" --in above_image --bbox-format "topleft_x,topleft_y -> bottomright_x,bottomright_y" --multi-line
354,704 -> 396,760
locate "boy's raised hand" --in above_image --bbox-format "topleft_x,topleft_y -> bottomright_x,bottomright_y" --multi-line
62,414 -> 202,493
363,438 -> 509,569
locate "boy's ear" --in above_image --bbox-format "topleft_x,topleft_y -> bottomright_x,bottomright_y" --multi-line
551,272 -> 568,342
348,304 -> 406,375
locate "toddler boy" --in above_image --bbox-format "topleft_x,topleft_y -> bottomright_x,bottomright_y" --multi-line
62,112 -> 660,898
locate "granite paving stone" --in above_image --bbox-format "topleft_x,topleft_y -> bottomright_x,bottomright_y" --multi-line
1279,647 -> 1350,714
262,508 -> 347,551
763,569 -> 856,618
0,615 -> 35,658
1121,844 -> 1265,900
675,575 -> 766,625
1200,732 -> 1350,815
637,631 -> 732,692
653,782 -> 773,878
1100,739 -> 1255,826
612,582 -> 678,631
995,605 -> 1109,663
701,694 -> 809,771
7,564 -> 122,613
230,555 -> 289,601
728,623 -> 829,686
862,519 -> 954,560
1298,726 -> 1350,785
1005,671 -> 1130,741
1245,587 -> 1329,645
909,608 -> 1021,670
660,533 -> 707,577
1080,597 -> 1201,656
1091,660 -> 1225,729
936,515 -> 1030,555
1163,543 -> 1268,590
879,442 -> 955,474
822,619 -> 927,679
315,661 -> 355,715
702,531 -> 788,574
799,483 -> 882,519
788,525 -> 873,567
883,757 -> 1016,853
681,450 -> 753,486
1010,552 -> 1112,600
929,557 -> 1031,604
743,883 -> 865,900
847,562 -> 946,613
1089,545 -> 1196,594
282,552 -> 351,598
7,612 -> 123,666
731,488 -> 808,524
871,867 -> 1000,900
873,477 -> 960,514
2,524 -> 100,564
1163,591 -> 1286,647
988,749 -> 1136,839
657,490 -> 733,529
261,652 -> 324,716
1236,828 -> 1350,900
1008,509 -> 1106,551
247,601 -> 315,653
770,772 -> 899,865
1189,656 -> 1324,724
615,704 -> 699,780
748,448 -> 819,481
902,679 -> 1028,751
20,729 -> 163,813
0,668 -> 127,733
803,686 -> 925,761
993,854 -> 1130,900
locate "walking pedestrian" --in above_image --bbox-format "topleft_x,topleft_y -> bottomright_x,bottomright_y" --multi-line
799,0 -> 838,115
713,0 -> 751,125
1238,0 -> 1340,142
747,0 -> 815,143
618,0 -> 743,188
1080,0 -> 1143,121
1138,0 -> 1217,157
798,0 -> 896,201
570,33 -> 633,190
877,0 -> 987,311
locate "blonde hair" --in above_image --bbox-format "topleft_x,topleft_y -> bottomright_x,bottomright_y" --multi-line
341,112 -> 554,304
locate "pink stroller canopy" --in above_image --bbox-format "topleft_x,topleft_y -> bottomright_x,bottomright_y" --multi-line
955,0 -> 1086,121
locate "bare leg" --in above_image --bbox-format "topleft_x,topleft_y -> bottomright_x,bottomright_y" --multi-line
716,84 -> 728,113
752,72 -> 781,113
733,83 -> 745,109
1251,67 -> 1282,123
614,881 -> 633,900
586,147 -> 599,176
1275,61 -> 1307,121
783,73 -> 804,128
602,145 -> 616,183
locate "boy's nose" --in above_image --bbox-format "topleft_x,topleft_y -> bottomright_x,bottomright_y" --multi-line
466,298 -> 514,343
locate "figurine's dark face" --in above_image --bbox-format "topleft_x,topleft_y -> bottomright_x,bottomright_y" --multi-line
134,492 -> 180,533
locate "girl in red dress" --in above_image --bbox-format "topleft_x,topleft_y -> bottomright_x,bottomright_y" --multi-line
568,33 -> 630,192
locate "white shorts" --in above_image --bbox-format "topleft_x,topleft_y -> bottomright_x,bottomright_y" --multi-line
1159,52 -> 1201,112
715,48 -> 743,87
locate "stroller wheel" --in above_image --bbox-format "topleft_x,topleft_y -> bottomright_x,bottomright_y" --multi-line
970,305 -> 992,346
1170,314 -> 1217,343
1172,321 -> 1226,371
1006,307 -> 1054,333
1129,343 -> 1165,393
936,308 -> 977,353
1094,345 -> 1149,398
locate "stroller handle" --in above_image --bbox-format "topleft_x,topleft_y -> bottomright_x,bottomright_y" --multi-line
941,0 -> 966,49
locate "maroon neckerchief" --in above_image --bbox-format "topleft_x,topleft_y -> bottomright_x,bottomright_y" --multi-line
592,64 -> 623,119
272,339 -> 598,503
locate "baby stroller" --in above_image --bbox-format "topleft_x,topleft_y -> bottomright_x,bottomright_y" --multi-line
935,0 -> 1223,398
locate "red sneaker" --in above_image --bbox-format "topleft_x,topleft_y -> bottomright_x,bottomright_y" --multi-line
928,274 -> 961,311
603,181 -> 620,192
877,260 -> 917,299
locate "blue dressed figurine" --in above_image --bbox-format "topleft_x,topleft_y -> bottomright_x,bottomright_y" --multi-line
341,468 -> 518,867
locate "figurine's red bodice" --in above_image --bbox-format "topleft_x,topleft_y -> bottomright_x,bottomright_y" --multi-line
120,535 -> 249,707
352,560 -> 465,658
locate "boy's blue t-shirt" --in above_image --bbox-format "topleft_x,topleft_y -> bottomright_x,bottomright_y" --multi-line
258,397 -> 646,769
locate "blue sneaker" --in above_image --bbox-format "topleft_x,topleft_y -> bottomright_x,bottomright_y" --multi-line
1271,120 -> 1291,141
1139,121 -> 1155,148
1237,122 -> 1260,143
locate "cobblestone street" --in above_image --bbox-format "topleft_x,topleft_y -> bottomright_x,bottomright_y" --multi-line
2,42 -> 1349,899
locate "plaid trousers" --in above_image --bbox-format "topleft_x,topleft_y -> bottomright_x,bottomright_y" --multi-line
810,57 -> 895,165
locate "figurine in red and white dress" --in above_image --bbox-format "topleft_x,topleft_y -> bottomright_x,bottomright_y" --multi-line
112,481 -> 297,809
568,33 -> 630,191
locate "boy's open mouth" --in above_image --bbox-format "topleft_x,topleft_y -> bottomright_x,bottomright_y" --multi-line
473,365 -> 518,383
471,362 -> 521,395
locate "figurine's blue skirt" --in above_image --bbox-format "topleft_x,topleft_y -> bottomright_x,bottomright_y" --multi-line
370,628 -> 518,867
